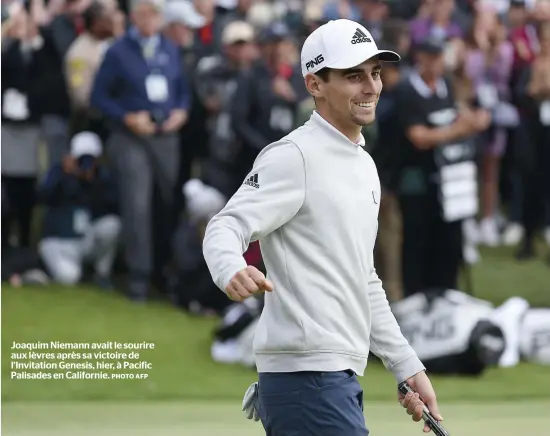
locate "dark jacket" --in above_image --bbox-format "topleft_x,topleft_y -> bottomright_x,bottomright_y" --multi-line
1,39 -> 47,124
37,163 -> 118,239
90,30 -> 191,127
30,16 -> 77,117
230,61 -> 305,172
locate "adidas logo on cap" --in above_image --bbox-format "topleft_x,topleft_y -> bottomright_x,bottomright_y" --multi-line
351,28 -> 372,44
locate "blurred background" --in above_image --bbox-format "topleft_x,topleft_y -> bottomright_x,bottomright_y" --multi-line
1,0 -> 550,434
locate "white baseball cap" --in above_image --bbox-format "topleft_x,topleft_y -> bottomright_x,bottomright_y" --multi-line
300,19 -> 400,78
70,132 -> 102,158
164,1 -> 207,29
183,179 -> 226,222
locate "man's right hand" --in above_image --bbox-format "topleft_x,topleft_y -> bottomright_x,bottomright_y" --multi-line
124,111 -> 156,136
62,155 -> 78,174
453,109 -> 474,138
471,108 -> 492,133
452,109 -> 480,138
225,266 -> 274,302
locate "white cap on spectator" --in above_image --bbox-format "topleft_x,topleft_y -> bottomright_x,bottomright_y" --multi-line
247,3 -> 277,28
217,0 -> 238,8
222,21 -> 255,45
164,1 -> 206,29
131,0 -> 164,11
70,132 -> 102,158
300,19 -> 400,78
183,179 -> 226,222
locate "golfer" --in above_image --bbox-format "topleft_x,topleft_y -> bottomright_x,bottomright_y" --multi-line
203,19 -> 442,435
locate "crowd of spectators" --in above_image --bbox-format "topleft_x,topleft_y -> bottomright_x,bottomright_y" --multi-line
2,0 -> 549,312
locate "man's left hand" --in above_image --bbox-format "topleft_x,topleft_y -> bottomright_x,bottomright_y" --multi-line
398,371 -> 442,432
161,109 -> 188,133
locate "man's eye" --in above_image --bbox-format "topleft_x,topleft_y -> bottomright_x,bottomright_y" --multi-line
372,71 -> 381,79
348,74 -> 361,82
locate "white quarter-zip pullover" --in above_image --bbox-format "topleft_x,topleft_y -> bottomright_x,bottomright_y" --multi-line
203,111 -> 425,381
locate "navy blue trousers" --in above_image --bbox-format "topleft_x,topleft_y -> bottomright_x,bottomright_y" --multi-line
258,370 -> 368,436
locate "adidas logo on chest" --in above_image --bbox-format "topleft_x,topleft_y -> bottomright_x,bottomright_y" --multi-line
351,28 -> 372,44
244,173 -> 259,189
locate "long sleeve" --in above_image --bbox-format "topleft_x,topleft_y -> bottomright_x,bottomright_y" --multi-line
174,50 -> 191,111
368,260 -> 425,382
231,70 -> 269,150
90,47 -> 126,121
36,165 -> 66,205
514,65 -> 532,107
203,140 -> 306,292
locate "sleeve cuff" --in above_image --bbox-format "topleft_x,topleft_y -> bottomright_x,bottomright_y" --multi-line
218,259 -> 248,293
390,354 -> 426,383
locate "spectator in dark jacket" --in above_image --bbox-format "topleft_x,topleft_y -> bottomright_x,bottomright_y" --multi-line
162,1 -> 209,216
231,22 -> 305,184
513,21 -> 550,260
34,0 -> 90,164
90,0 -> 191,301
199,20 -> 258,198
37,132 -> 120,287
2,8 -> 43,249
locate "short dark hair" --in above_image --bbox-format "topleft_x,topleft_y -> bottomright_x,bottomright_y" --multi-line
315,67 -> 332,82
310,68 -> 334,106
83,1 -> 106,31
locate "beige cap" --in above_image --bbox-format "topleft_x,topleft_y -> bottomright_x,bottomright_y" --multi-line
221,20 -> 255,45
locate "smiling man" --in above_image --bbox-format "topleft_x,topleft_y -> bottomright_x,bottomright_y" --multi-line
203,19 -> 442,436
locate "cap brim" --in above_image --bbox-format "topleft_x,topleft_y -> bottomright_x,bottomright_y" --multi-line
375,50 -> 401,62
326,49 -> 401,71
189,17 -> 207,29
224,37 -> 254,45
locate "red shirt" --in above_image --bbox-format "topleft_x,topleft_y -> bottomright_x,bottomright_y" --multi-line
243,241 -> 262,268
510,24 -> 539,71
198,24 -> 214,45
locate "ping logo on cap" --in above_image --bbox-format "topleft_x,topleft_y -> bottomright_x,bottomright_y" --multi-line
351,28 -> 371,44
306,54 -> 325,71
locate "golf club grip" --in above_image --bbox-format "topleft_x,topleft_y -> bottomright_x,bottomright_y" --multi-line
398,382 -> 450,436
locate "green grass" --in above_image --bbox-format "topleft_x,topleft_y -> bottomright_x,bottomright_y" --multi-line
3,401 -> 549,436
1,246 -> 549,434
2,245 -> 550,401
467,245 -> 550,306
2,245 -> 550,403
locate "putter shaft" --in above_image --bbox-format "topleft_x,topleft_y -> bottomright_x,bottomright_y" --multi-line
398,382 -> 450,436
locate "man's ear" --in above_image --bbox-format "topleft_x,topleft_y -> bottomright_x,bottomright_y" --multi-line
305,74 -> 323,99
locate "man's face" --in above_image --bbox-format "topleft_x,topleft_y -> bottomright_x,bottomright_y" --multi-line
381,65 -> 401,89
508,6 -> 528,28
194,0 -> 214,18
238,0 -> 253,11
274,39 -> 298,65
226,41 -> 257,66
314,58 -> 383,127
433,0 -> 455,20
533,1 -> 550,22
131,3 -> 162,37
417,51 -> 445,78
359,0 -> 389,22
95,11 -> 114,39
165,22 -> 193,47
